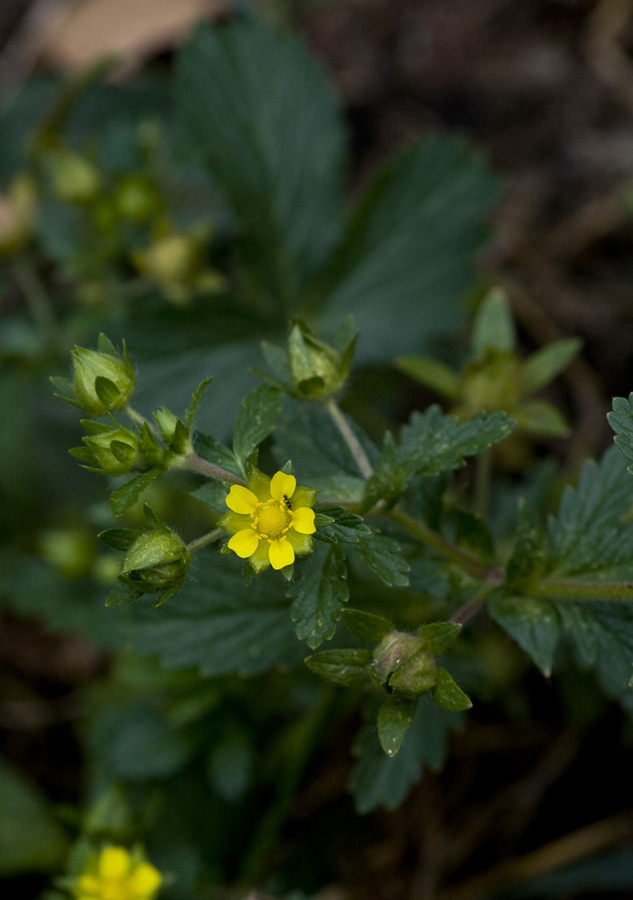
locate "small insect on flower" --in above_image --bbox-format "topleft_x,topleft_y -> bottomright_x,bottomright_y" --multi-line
220,469 -> 317,572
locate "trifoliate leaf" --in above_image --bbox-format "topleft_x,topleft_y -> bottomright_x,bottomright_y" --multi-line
350,699 -> 463,814
304,648 -> 372,686
362,406 -> 514,510
354,530 -> 410,587
109,468 -> 161,516
488,594 -> 560,676
288,542 -> 348,648
377,697 -> 418,756
177,19 -> 346,301
232,385 -> 282,470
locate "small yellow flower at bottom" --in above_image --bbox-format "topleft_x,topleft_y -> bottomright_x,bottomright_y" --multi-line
220,469 -> 317,572
73,846 -> 162,900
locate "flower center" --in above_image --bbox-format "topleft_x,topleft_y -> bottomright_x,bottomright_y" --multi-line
252,500 -> 291,540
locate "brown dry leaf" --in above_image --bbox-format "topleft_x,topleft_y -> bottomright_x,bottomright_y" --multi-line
42,0 -> 227,72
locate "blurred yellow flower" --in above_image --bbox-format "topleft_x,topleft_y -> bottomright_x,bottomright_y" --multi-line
74,846 -> 162,900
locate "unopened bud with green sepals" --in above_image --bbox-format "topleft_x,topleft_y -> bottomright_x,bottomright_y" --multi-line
70,420 -> 140,476
52,334 -> 136,417
49,148 -> 101,205
371,630 -> 437,696
114,507 -> 190,604
287,318 -> 358,399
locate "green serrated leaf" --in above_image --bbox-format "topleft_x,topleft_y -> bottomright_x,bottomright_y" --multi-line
609,394 -> 633,471
98,528 -> 139,551
183,377 -> 213,429
557,602 -> 633,695
194,432 -> 242,479
342,608 -> 394,643
472,287 -> 516,357
232,385 -> 282,469
488,594 -> 560,676
350,699 -> 464,814
304,648 -> 372,686
418,622 -> 462,655
354,530 -> 410,587
377,697 -> 418,756
433,668 -> 472,711
192,479 -> 230,514
320,134 -> 500,363
109,468 -> 161,516
314,505 -> 370,544
177,20 -> 346,301
521,337 -> 583,395
288,542 -> 348,648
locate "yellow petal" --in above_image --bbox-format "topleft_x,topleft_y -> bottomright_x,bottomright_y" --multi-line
228,529 -> 259,558
269,538 -> 294,569
129,862 -> 162,898
76,874 -> 101,896
98,846 -> 131,880
226,485 -> 259,514
270,471 -> 296,502
291,507 -> 316,534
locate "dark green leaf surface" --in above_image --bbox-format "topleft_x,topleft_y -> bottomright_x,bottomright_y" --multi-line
350,699 -> 463,814
126,554 -> 305,676
489,595 -> 560,676
314,505 -> 371,544
319,135 -> 500,362
288,542 -> 348,648
232,385 -> 282,468
304,648 -> 372,686
377,697 -> 417,756
354,530 -> 410,587
177,20 -> 346,301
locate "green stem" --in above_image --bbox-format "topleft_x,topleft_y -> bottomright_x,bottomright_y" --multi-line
123,403 -> 156,431
186,528 -> 223,554
325,397 -> 374,479
451,583 -> 498,626
184,453 -> 245,485
388,505 -> 496,582
532,579 -> 633,602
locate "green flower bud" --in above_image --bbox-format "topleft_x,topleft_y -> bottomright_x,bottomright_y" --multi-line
71,422 -> 140,476
39,527 -> 96,579
119,525 -> 190,596
65,335 -> 135,417
371,630 -> 437,697
49,149 -> 101,204
152,406 -> 180,444
287,319 -> 357,400
460,352 -> 521,417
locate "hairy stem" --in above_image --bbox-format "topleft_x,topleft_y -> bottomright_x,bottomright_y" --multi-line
533,579 -> 633,602
325,397 -> 374,479
186,528 -> 223,554
184,452 -> 246,485
388,505 -> 497,582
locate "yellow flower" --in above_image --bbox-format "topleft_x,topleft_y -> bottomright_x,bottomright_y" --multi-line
220,469 -> 317,572
74,845 -> 162,900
